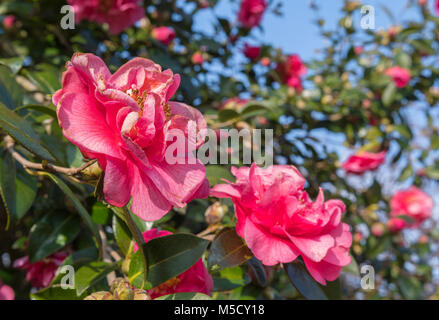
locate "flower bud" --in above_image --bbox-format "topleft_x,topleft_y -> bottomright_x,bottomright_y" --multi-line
84,291 -> 115,300
371,223 -> 385,237
133,289 -> 152,300
80,161 -> 103,181
205,201 -> 226,225
111,278 -> 135,300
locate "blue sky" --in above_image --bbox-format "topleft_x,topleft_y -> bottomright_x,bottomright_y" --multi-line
194,0 -> 431,59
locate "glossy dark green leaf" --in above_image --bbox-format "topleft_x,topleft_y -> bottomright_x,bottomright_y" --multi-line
28,211 -> 81,262
320,279 -> 341,300
129,233 -> 209,289
0,102 -> 55,161
0,151 -> 37,220
208,228 -> 253,270
284,261 -> 328,300
247,257 -> 267,287
112,214 -> 132,256
0,65 -> 23,109
75,261 -> 120,296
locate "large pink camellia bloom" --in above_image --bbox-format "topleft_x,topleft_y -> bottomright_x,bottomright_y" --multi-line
134,229 -> 213,299
67,0 -> 145,35
53,53 -> 208,221
342,151 -> 386,174
390,186 -> 433,226
13,252 -> 67,289
0,280 -> 14,300
238,0 -> 267,29
436,0 -> 439,16
210,163 -> 352,285
385,66 -> 411,88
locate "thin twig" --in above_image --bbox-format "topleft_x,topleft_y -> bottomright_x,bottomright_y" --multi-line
4,135 -> 96,177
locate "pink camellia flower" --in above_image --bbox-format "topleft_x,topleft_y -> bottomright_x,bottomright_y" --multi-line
13,252 -> 67,289
354,46 -> 364,55
387,217 -> 407,233
436,0 -> 439,15
53,53 -> 208,221
134,229 -> 213,299
0,280 -> 14,300
371,223 -> 385,237
67,0 -> 145,35
191,52 -> 205,65
276,54 -> 307,92
151,26 -> 176,46
342,151 -> 386,174
390,186 -> 433,226
385,66 -> 411,88
238,0 -> 267,29
210,163 -> 352,285
243,43 -> 261,60
260,57 -> 271,67
3,15 -> 15,29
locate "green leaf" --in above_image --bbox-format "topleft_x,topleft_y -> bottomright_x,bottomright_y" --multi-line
0,102 -> 55,161
206,165 -> 235,187
31,285 -> 86,300
0,184 -> 10,231
208,228 -> 253,270
284,261 -> 328,300
0,150 -> 37,220
382,82 -> 396,107
91,202 -> 110,225
342,254 -> 360,276
156,292 -> 212,300
213,266 -> 251,291
247,257 -> 267,287
112,214 -> 132,256
397,276 -> 422,299
320,279 -> 341,300
41,172 -> 102,257
23,64 -> 61,94
395,53 -> 412,69
399,164 -> 413,182
75,261 -> 120,296
218,109 -> 240,122
28,211 -> 81,262
14,104 -> 57,118
0,57 -> 25,74
0,65 -> 23,109
129,233 -> 209,289
425,166 -> 439,180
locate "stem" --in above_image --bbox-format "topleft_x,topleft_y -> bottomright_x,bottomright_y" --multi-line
121,206 -> 148,287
